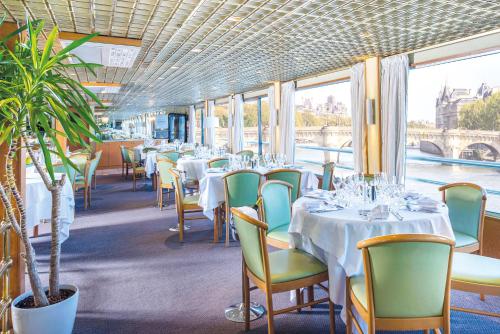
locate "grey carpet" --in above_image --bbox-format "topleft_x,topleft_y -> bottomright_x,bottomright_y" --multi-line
30,174 -> 500,334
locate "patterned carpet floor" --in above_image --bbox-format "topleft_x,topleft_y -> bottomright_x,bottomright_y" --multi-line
30,174 -> 500,334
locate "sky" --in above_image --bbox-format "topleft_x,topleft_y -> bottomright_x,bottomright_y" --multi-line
294,51 -> 500,123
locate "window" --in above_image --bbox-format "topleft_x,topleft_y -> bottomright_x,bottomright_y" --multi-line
261,97 -> 270,154
243,99 -> 259,153
406,51 -> 500,213
294,81 -> 352,175
195,107 -> 203,144
214,103 -> 229,148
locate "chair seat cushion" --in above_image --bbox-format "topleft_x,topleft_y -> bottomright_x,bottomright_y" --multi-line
452,253 -> 500,286
454,231 -> 478,248
268,249 -> 327,284
350,275 -> 367,309
267,225 -> 290,244
182,194 -> 200,205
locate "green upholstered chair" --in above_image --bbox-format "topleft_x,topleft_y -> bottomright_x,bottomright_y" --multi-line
91,150 -> 102,189
53,163 -> 77,186
258,180 -> 292,249
158,150 -> 181,163
222,170 -> 261,246
231,208 -> 335,334
120,145 -> 132,178
74,152 -> 102,209
264,169 -> 302,202
346,234 -> 454,334
207,157 -> 229,168
157,158 -> 176,210
439,183 -> 487,254
126,148 -> 146,192
169,169 -> 214,242
321,162 -> 335,191
236,149 -> 254,160
451,252 -> 500,317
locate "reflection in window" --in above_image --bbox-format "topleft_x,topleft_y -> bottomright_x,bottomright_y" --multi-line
214,103 -> 229,148
294,81 -> 352,175
195,107 -> 203,144
406,52 -> 500,213
243,99 -> 259,153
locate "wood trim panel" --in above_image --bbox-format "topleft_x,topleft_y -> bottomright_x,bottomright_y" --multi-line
59,32 -> 142,47
94,140 -> 144,170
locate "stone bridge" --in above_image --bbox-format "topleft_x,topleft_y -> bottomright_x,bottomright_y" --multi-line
221,126 -> 500,160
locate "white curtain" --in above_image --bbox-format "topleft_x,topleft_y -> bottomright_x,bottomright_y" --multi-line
227,96 -> 234,151
268,85 -> 277,154
206,100 -> 216,147
233,94 -> 245,153
188,105 -> 196,144
279,81 -> 296,163
381,54 -> 409,183
350,63 -> 366,173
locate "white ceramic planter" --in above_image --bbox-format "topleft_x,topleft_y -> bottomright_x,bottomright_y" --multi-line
11,284 -> 79,334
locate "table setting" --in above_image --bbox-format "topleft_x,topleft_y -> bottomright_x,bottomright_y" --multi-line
289,173 -> 455,322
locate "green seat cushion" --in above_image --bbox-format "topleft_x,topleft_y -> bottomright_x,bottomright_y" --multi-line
452,253 -> 500,286
183,194 -> 200,205
268,249 -> 327,284
350,275 -> 367,309
267,224 -> 290,244
454,231 -> 478,248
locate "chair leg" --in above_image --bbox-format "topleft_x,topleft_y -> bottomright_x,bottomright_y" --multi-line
480,294 -> 485,301
265,288 -> 275,334
159,188 -> 163,210
345,278 -> 352,334
84,187 -> 88,210
328,300 -> 336,334
179,212 -> 184,242
225,207 -> 230,247
133,173 -> 136,192
122,162 -> 124,177
33,225 -> 39,238
307,286 -> 314,309
443,318 -> 451,334
295,289 -> 302,313
93,173 -> 96,189
243,269 -> 250,331
213,207 -> 219,243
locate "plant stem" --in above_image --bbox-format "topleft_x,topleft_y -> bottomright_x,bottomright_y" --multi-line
48,176 -> 64,298
4,138 -> 49,307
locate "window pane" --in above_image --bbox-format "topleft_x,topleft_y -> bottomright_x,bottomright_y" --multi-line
243,99 -> 259,152
215,103 -> 229,148
261,97 -> 270,154
294,81 -> 352,175
406,52 -> 500,213
195,108 -> 203,144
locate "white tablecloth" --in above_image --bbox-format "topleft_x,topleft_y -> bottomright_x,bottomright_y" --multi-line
177,158 -> 209,181
26,172 -> 75,243
289,197 -> 454,322
198,168 -> 318,220
144,151 -> 158,177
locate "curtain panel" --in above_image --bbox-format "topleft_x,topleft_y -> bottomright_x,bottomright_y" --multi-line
206,100 -> 216,147
350,62 -> 366,173
188,105 -> 196,144
381,54 -> 409,183
227,96 -> 234,151
279,81 -> 296,163
268,85 -> 277,154
233,94 -> 245,153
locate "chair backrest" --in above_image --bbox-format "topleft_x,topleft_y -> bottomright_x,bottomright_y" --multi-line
85,152 -> 101,185
358,234 -> 454,319
157,159 -> 176,185
264,169 -> 301,202
259,180 -> 292,232
158,150 -> 180,162
69,153 -> 88,175
181,150 -> 195,157
232,208 -> 270,282
236,150 -> 254,159
439,183 -> 486,241
169,169 -> 186,216
322,162 -> 335,190
208,158 -> 229,168
126,148 -> 141,164
53,163 -> 77,185
120,146 -> 130,163
223,170 -> 261,208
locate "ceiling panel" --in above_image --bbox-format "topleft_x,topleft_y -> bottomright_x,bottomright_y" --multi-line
1,0 -> 499,119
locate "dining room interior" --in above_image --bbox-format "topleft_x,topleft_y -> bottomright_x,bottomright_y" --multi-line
0,0 -> 499,333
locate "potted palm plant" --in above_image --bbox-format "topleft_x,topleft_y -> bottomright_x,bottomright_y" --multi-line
0,17 -> 101,333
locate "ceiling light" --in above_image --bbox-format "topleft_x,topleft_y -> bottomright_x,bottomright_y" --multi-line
191,48 -> 202,53
82,82 -> 122,94
228,16 -> 243,22
171,66 -> 179,69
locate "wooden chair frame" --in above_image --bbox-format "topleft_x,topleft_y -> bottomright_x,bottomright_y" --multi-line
156,158 -> 177,210
74,160 -> 92,209
169,169 -> 216,242
231,208 -> 335,334
120,145 -> 132,179
222,169 -> 262,246
257,180 -> 293,249
264,169 -> 302,201
346,234 -> 454,334
319,162 -> 335,191
451,276 -> 500,318
439,182 -> 487,254
127,148 -> 146,192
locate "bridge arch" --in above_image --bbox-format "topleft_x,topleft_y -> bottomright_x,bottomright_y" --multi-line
419,140 -> 444,157
459,143 -> 500,161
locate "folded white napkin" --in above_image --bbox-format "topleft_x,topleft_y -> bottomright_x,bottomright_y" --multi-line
369,205 -> 390,220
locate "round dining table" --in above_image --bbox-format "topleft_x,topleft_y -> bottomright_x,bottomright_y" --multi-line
289,195 -> 455,322
26,171 -> 75,243
198,167 -> 319,220
176,157 -> 209,181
